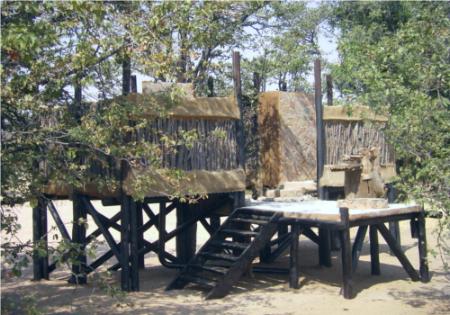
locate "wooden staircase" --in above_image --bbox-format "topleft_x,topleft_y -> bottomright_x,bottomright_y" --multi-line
166,208 -> 281,299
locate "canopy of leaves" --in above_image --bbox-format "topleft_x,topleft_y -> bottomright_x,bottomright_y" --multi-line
332,2 -> 450,261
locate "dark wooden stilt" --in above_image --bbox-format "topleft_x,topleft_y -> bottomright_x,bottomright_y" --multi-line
376,223 -> 420,281
351,225 -> 368,272
136,201 -> 145,269
120,195 -> 131,291
33,197 -> 48,280
289,224 -> 300,289
69,194 -> 87,284
129,198 -> 140,291
387,183 -> 401,251
417,211 -> 429,282
176,202 -> 197,264
369,225 -> 380,275
319,228 -> 332,267
339,207 -> 353,299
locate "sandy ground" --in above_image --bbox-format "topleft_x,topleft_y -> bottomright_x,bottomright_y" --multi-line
2,200 -> 449,315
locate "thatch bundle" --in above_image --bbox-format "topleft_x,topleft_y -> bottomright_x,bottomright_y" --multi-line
258,92 -> 317,188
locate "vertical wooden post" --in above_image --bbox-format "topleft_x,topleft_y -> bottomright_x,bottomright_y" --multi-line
69,194 -> 87,284
314,58 -> 326,199
315,58 -> 331,267
417,211 -> 429,282
136,201 -> 145,269
129,198 -> 140,291
33,197 -> 48,280
339,207 -> 353,299
369,225 -> 380,275
232,51 -> 245,171
130,75 -> 137,93
122,56 -> 131,96
289,223 -> 300,289
120,196 -> 131,291
176,202 -> 197,264
387,184 -> 401,249
326,74 -> 333,106
207,76 -> 215,97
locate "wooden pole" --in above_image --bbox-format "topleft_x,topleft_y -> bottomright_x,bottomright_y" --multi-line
417,211 -> 430,282
129,198 -> 140,291
120,196 -> 131,291
314,58 -> 326,199
232,51 -> 245,171
289,224 -> 300,289
136,201 -> 145,269
326,74 -> 333,106
69,193 -> 87,284
122,55 -> 131,95
176,202 -> 197,264
207,76 -> 215,97
32,197 -> 48,280
369,225 -> 380,275
130,75 -> 137,93
339,207 -> 353,299
315,59 -> 331,267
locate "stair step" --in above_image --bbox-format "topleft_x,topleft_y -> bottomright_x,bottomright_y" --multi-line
189,264 -> 228,275
236,209 -> 274,217
180,274 -> 216,288
234,214 -> 275,222
209,240 -> 249,251
229,217 -> 270,225
220,229 -> 259,237
199,252 -> 239,262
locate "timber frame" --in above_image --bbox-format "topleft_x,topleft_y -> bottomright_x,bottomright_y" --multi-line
32,192 -> 242,291
32,51 -> 247,291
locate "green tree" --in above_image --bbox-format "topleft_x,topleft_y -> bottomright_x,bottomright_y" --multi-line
332,2 -> 450,264
1,2 -> 270,312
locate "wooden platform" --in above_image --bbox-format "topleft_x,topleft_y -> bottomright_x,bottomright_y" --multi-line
240,200 -> 420,222
239,200 -> 429,299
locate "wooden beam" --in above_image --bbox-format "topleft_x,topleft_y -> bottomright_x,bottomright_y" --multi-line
351,225 -> 368,272
289,224 -> 301,289
33,197 -> 48,280
417,211 -> 430,282
369,225 -> 380,275
81,197 -> 123,267
176,202 -> 197,264
338,207 -> 354,299
120,195 -> 131,291
47,201 -> 71,241
130,75 -> 137,93
314,58 -> 326,199
69,194 -> 87,285
232,51 -> 245,170
326,74 -> 333,106
129,198 -> 140,291
376,223 -> 420,281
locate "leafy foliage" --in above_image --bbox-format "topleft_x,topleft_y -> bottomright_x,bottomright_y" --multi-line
332,2 -> 450,264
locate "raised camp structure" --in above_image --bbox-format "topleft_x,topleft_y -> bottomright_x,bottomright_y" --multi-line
32,53 -> 246,292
